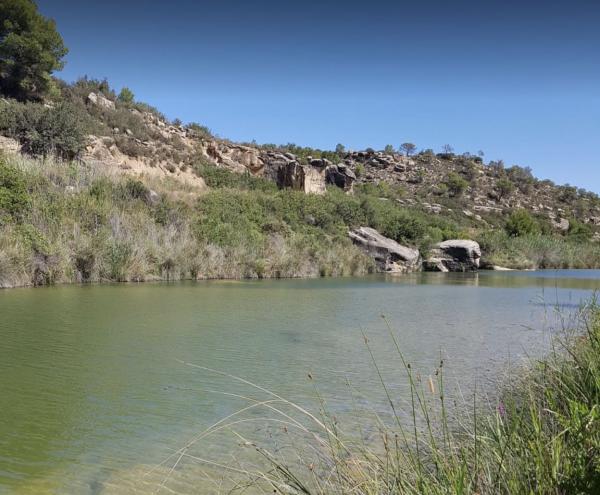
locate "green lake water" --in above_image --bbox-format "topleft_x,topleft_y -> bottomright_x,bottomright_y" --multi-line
1,271 -> 599,494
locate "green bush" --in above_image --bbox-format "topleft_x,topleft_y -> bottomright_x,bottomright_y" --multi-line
118,87 -> 135,104
568,219 -> 593,242
445,172 -> 469,197
505,209 -> 540,237
496,178 -> 515,199
0,100 -> 87,159
122,178 -> 149,202
0,157 -> 30,221
194,162 -> 277,192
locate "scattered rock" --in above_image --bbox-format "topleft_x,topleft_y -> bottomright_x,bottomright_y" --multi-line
349,227 -> 421,273
552,217 -> 570,231
87,92 -> 116,110
145,189 -> 161,205
425,240 -> 481,272
0,135 -> 20,153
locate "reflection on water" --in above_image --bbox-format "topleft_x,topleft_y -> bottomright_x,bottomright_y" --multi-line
0,270 -> 598,493
385,269 -> 600,290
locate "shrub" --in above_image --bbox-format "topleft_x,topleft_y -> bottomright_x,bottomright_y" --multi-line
505,209 -> 540,237
0,157 -> 30,221
496,178 -> 515,199
122,178 -> 149,202
568,219 -> 593,243
194,162 -> 277,192
0,100 -> 87,159
186,122 -> 213,140
445,172 -> 468,197
118,87 -> 135,104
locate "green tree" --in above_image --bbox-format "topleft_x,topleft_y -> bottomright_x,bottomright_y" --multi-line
400,142 -> 416,156
0,0 -> 68,101
335,143 -> 345,154
118,87 -> 134,104
505,209 -> 539,237
384,144 -> 395,154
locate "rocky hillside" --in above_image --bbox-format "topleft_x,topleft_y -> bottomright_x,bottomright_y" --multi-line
2,82 -> 599,241
68,91 -> 600,237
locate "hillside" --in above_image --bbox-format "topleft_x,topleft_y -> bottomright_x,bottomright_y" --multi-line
1,77 -> 600,288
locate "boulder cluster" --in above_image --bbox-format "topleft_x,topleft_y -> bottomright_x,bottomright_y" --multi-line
349,227 -> 482,273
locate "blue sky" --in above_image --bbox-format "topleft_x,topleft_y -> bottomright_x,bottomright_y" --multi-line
38,0 -> 600,191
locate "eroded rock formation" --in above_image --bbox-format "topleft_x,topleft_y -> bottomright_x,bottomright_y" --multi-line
349,227 -> 421,273
424,239 -> 481,272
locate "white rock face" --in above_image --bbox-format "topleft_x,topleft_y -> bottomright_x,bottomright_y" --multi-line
87,92 -> 116,110
349,227 -> 421,273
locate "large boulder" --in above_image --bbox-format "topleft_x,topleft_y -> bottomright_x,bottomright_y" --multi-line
349,227 -> 421,273
326,164 -> 356,192
424,240 -> 481,272
276,162 -> 326,194
87,92 -> 116,111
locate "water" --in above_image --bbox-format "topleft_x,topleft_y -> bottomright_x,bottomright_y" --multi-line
1,270 -> 599,494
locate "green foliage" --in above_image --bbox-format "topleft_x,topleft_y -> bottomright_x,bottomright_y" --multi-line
568,218 -> 593,242
117,87 -> 134,104
122,178 -> 149,201
0,99 -> 87,158
496,178 -> 515,199
559,184 -> 578,203
0,0 -> 68,101
186,122 -> 213,140
355,181 -> 404,201
505,209 -> 540,237
194,162 -> 277,192
445,172 -> 468,197
0,156 -> 30,221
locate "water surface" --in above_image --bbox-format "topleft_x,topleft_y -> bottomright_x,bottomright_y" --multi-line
1,270 -> 598,493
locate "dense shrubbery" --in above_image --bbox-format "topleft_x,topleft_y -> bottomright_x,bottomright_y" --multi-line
0,99 -> 88,158
193,162 -> 277,192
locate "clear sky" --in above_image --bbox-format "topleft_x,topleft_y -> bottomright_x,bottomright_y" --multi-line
37,0 -> 600,191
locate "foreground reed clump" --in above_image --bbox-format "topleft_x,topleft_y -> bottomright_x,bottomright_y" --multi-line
163,302 -> 600,494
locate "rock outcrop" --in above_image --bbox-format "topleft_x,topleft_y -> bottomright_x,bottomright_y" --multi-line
87,92 -> 115,110
326,164 -> 356,192
349,227 -> 421,273
424,240 -> 481,272
276,160 -> 327,194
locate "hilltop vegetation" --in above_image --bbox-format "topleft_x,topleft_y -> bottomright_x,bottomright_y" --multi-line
1,0 -> 600,288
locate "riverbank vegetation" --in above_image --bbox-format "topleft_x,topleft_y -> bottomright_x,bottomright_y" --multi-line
186,302 -> 600,494
2,151 -> 600,288
2,0 -> 600,288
